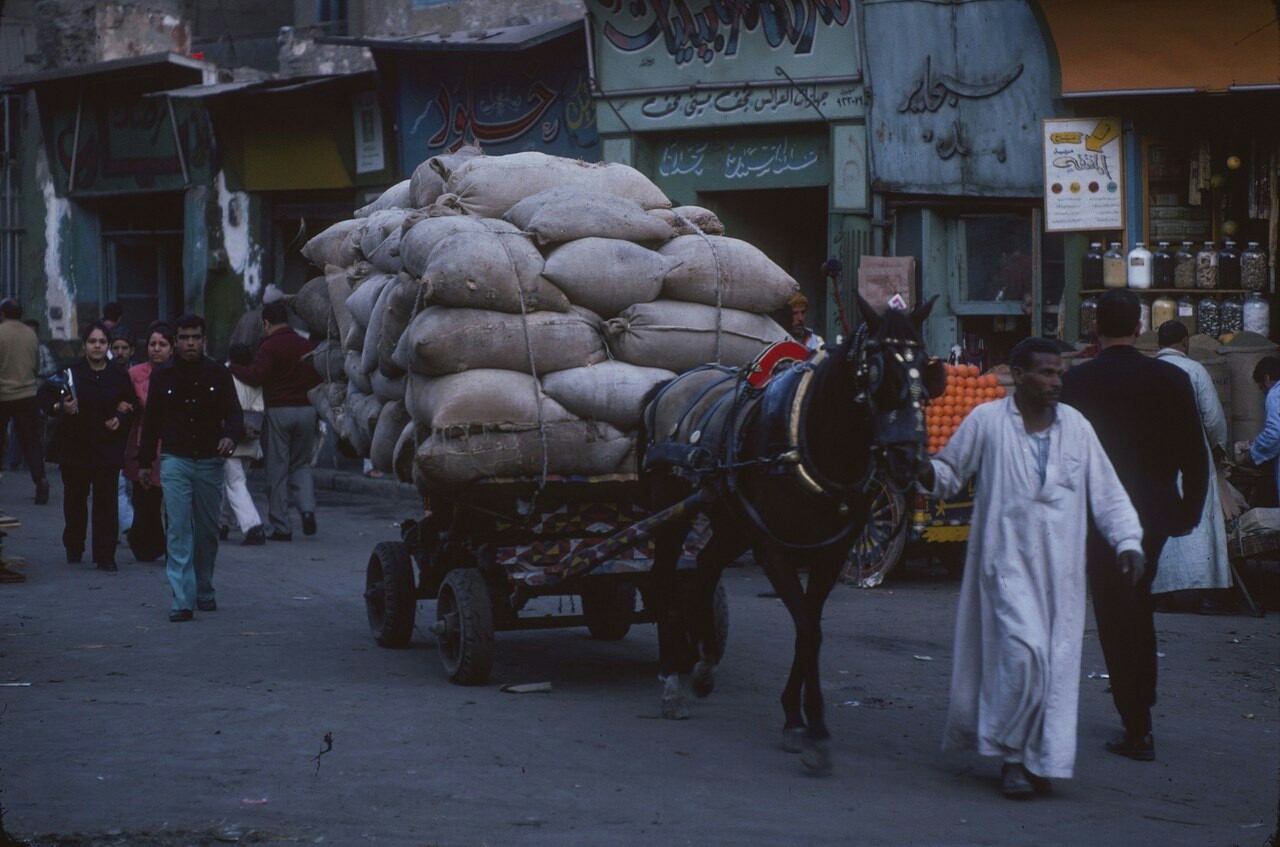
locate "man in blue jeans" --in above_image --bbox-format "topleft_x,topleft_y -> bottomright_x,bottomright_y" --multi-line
137,314 -> 244,622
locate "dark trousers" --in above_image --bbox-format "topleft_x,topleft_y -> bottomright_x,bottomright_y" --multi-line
0,397 -> 47,485
127,482 -> 166,562
62,465 -> 120,564
1087,530 -> 1169,738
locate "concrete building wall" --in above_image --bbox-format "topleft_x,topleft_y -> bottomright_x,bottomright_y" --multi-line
33,0 -> 190,69
360,0 -> 584,37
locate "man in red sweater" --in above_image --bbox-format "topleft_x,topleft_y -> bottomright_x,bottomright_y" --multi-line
229,302 -> 321,541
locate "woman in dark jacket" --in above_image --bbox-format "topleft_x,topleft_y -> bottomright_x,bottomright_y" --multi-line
38,322 -> 138,571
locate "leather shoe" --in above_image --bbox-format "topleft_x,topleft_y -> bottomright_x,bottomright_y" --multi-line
301,512 -> 317,536
197,599 -> 217,612
96,560 -> 118,573
35,478 -> 49,505
1105,732 -> 1155,761
169,609 -> 193,622
218,525 -> 230,541
266,532 -> 293,542
1000,763 -> 1034,798
242,525 -> 266,546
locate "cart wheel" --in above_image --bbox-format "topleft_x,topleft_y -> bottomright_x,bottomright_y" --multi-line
582,582 -> 637,641
364,541 -> 416,648
842,477 -> 907,589
434,569 -> 494,685
709,579 -> 729,658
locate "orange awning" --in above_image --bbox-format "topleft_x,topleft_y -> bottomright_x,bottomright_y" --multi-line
1037,0 -> 1280,96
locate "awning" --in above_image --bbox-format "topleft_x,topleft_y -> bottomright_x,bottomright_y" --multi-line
151,71 -> 376,100
0,52 -> 213,90
1038,0 -> 1280,97
316,18 -> 583,53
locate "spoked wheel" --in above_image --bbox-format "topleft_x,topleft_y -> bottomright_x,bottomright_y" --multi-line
842,476 -> 907,588
364,541 -> 416,648
709,579 -> 729,658
582,582 -> 637,641
433,568 -> 494,685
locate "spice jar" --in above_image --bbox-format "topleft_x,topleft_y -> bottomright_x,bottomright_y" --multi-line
1196,241 -> 1219,289
1243,292 -> 1270,336
1127,242 -> 1153,289
1103,242 -> 1126,289
1173,241 -> 1196,289
1139,300 -> 1152,334
1176,295 -> 1197,334
1197,296 -> 1220,337
1219,295 -> 1244,335
1079,296 -> 1098,340
1083,242 -> 1104,289
1151,295 -> 1177,330
1151,242 -> 1174,288
1241,242 -> 1268,291
1219,241 -> 1240,289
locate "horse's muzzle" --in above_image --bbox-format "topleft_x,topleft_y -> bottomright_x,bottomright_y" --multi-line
880,442 -> 926,492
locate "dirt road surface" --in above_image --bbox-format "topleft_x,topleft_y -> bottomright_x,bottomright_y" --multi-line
1,472 -> 1276,846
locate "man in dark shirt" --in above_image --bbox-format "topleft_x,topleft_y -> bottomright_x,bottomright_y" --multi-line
230,301 -> 321,541
1060,290 -> 1207,762
138,314 -> 245,622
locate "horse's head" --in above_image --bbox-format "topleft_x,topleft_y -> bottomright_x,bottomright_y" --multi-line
850,295 -> 944,492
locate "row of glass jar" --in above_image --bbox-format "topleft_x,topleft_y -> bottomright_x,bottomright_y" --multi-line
1080,291 -> 1270,338
1086,240 -> 1269,290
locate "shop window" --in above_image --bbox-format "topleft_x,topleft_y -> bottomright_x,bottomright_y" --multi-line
957,213 -> 1033,306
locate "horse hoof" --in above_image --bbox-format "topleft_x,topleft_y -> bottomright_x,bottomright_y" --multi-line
800,738 -> 832,773
782,727 -> 806,754
662,695 -> 690,720
691,661 -> 716,699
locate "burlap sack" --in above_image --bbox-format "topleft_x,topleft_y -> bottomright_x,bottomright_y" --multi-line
378,274 -> 420,378
359,209 -> 413,274
308,384 -> 338,435
355,180 -> 410,218
370,400 -> 411,473
444,152 -> 671,219
650,206 -> 726,236
406,369 -> 573,432
324,265 -> 357,344
345,273 -> 396,330
542,361 -> 676,430
659,235 -> 798,313
411,146 -> 483,207
426,145 -> 484,183
413,419 -> 633,490
291,276 -> 331,339
307,339 -> 346,385
422,223 -> 568,314
345,349 -> 372,395
396,306 -> 607,376
504,187 -> 674,245
326,380 -> 348,410
605,300 -> 790,373
371,370 -> 406,404
360,278 -> 396,376
1220,331 -> 1279,443
400,216 -> 492,278
344,390 -> 382,457
303,220 -> 365,269
392,421 -> 419,483
541,238 -> 676,318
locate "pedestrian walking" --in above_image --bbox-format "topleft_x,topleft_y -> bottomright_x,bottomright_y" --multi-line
919,336 -> 1145,798
122,322 -> 174,563
0,298 -> 50,504
37,322 -> 138,570
1059,290 -> 1208,763
219,343 -> 266,545
137,314 -> 244,622
1151,321 -> 1233,611
5,318 -> 58,474
110,330 -> 137,536
229,301 -> 321,541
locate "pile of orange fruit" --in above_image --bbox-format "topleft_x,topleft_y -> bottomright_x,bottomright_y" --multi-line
926,363 -> 1006,454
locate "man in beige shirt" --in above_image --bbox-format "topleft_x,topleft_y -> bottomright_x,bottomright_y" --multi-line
0,298 -> 49,503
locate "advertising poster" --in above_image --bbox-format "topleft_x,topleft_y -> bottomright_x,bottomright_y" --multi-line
1043,117 -> 1124,232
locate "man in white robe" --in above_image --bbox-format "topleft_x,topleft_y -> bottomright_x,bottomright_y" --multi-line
919,337 -> 1145,798
1152,321 -> 1232,605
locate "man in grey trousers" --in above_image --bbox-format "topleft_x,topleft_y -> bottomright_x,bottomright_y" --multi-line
229,302 -> 321,541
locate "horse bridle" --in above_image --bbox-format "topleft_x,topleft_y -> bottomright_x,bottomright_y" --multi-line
849,320 -> 931,495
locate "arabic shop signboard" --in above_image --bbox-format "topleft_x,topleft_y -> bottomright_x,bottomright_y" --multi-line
1042,118 -> 1125,233
653,131 -> 828,192
862,0 -> 1055,196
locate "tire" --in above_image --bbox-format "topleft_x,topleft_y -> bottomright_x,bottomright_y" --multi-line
582,582 -> 636,641
842,476 -> 907,589
435,568 -> 495,685
364,541 -> 416,648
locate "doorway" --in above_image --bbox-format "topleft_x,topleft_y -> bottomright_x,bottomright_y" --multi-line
103,234 -> 182,337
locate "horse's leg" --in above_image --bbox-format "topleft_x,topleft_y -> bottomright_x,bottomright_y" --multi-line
649,474 -> 697,720
688,518 -> 747,699
793,552 -> 844,772
756,545 -> 811,753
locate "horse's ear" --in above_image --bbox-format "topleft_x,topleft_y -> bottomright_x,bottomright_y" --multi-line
910,295 -> 939,328
856,294 -> 881,333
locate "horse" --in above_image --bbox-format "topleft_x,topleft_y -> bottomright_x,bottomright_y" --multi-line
636,295 -> 942,771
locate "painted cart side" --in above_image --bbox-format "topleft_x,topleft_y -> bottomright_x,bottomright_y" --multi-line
842,474 -> 974,588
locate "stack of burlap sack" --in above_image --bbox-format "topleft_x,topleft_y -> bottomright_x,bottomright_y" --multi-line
290,149 -> 797,491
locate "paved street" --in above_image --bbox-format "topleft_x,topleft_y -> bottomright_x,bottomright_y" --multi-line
0,470 -> 1277,847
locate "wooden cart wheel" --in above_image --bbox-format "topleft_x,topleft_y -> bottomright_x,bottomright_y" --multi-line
434,568 -> 494,685
582,582 -> 637,641
842,476 -> 907,589
364,541 -> 416,648
709,579 -> 729,658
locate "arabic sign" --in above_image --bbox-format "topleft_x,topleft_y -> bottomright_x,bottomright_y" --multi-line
393,46 -> 598,174
863,0 -> 1055,197
652,132 -> 827,192
588,0 -> 860,92
1042,117 -> 1124,233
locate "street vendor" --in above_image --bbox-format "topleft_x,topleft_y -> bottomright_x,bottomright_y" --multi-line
1239,355 -> 1280,501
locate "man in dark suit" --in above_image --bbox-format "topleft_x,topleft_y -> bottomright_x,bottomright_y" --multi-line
1060,290 -> 1207,762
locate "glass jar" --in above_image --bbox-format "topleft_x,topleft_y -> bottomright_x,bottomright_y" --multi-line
1139,300 -> 1152,334
1152,242 -> 1174,288
1151,295 -> 1177,330
1079,296 -> 1098,340
1218,241 -> 1240,289
1083,242 -> 1104,289
1219,295 -> 1244,335
1196,241 -> 1219,289
1173,241 -> 1197,289
1243,292 -> 1270,336
1176,295 -> 1197,334
1241,242 -> 1268,291
1197,296 -> 1220,338
1127,242 -> 1153,289
1103,242 -> 1126,288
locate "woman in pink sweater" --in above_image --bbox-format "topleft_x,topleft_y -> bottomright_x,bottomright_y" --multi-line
123,322 -> 173,562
